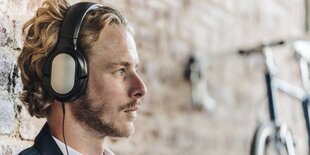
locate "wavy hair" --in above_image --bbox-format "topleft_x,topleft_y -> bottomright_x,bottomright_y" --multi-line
18,0 -> 128,118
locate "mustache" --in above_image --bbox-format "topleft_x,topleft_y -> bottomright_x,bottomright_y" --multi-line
119,100 -> 141,111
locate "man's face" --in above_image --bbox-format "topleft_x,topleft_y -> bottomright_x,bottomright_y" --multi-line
72,24 -> 147,138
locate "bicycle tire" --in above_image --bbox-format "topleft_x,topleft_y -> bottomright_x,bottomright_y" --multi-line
250,122 -> 295,155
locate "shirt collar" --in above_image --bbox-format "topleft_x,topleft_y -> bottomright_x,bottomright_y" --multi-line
52,136 -> 82,155
52,136 -> 115,155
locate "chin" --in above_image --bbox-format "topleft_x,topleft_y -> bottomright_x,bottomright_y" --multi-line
119,123 -> 135,138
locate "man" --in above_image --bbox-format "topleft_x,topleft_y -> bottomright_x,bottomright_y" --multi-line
18,0 -> 147,154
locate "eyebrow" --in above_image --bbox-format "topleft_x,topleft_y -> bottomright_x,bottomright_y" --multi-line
111,61 -> 130,67
109,61 -> 139,68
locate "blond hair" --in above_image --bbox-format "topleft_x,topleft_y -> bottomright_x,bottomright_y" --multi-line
18,0 -> 127,118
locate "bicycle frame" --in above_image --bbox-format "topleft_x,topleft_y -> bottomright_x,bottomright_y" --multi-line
295,47 -> 310,150
264,47 -> 296,154
265,44 -> 310,153
302,98 -> 310,148
240,41 -> 310,154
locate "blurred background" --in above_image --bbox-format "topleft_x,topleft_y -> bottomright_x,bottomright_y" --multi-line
0,0 -> 310,154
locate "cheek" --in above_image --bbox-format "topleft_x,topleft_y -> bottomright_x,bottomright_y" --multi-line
91,74 -> 127,93
88,73 -> 107,94
88,73 -> 129,104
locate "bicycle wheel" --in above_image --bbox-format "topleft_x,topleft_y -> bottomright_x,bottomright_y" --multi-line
250,122 -> 295,155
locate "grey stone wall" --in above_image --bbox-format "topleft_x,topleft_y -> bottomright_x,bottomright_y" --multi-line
0,0 -> 308,154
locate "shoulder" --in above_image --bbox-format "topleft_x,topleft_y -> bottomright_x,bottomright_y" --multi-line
18,146 -> 41,155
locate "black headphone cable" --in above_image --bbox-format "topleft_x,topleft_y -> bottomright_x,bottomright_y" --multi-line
62,102 -> 70,155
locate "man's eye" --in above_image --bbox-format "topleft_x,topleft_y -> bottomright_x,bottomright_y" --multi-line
114,68 -> 125,76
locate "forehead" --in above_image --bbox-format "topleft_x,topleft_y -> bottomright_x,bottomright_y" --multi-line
89,24 -> 138,64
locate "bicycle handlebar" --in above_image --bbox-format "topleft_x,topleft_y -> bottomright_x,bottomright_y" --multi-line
238,41 -> 285,55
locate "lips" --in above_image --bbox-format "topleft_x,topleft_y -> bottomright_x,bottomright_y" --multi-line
124,106 -> 139,113
124,106 -> 139,120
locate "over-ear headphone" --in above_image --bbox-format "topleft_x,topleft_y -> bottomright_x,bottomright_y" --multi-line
43,2 -> 101,102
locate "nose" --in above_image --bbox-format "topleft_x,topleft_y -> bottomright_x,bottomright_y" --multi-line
129,74 -> 147,99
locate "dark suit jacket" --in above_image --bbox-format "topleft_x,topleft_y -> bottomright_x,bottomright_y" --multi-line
18,123 -> 63,155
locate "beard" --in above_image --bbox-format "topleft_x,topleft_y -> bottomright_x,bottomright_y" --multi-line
71,91 -> 138,138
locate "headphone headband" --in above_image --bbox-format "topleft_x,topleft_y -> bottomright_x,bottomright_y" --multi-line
60,2 -> 102,47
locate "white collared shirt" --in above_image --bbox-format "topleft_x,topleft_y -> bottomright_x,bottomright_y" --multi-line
52,136 -> 115,155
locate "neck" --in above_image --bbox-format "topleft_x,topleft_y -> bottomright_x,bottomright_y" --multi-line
47,101 -> 106,155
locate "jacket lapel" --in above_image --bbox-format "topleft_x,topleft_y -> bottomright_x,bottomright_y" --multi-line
34,123 -> 63,155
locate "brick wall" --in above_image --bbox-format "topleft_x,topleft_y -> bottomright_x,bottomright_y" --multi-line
0,0 -> 308,154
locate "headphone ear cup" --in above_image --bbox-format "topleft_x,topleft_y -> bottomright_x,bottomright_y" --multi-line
75,49 -> 88,79
70,48 -> 88,99
43,49 -> 88,102
43,2 -> 99,102
50,53 -> 76,95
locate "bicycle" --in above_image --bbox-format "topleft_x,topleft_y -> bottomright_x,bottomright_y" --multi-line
238,40 -> 310,155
